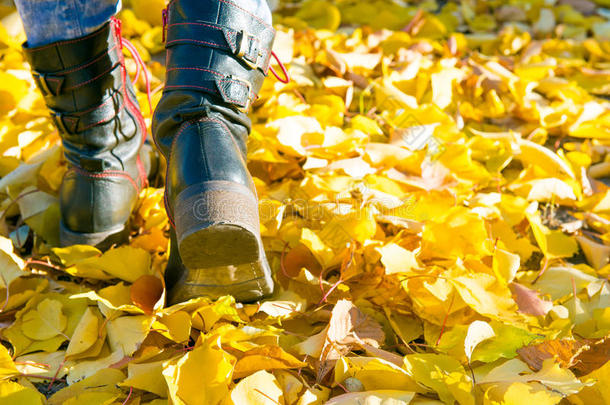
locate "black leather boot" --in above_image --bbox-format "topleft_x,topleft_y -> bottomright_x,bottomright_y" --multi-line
23,18 -> 150,248
153,0 -> 277,303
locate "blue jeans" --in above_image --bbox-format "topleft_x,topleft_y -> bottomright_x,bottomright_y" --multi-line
14,0 -> 272,47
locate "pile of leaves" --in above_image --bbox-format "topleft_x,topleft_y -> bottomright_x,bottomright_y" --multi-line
2,0 -> 610,403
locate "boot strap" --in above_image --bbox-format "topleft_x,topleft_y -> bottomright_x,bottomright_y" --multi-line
164,69 -> 254,109
163,0 -> 276,110
165,23 -> 272,73
50,92 -> 122,134
30,48 -> 122,97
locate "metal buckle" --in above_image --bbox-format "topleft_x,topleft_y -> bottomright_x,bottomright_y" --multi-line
236,30 -> 262,70
32,71 -> 52,96
228,75 -> 253,111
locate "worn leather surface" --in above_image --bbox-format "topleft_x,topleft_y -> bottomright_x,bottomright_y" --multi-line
153,0 -> 276,289
162,0 -> 275,108
154,0 -> 277,224
23,20 -> 147,236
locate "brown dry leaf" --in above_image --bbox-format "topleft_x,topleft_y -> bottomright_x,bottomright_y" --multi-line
309,299 -> 385,380
518,339 -> 584,371
281,243 -> 322,278
571,336 -> 610,376
509,282 -> 553,317
130,274 -> 164,314
325,300 -> 385,358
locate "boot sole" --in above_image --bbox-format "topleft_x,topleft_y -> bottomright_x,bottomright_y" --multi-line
167,258 -> 275,304
172,180 -> 274,301
59,221 -> 129,250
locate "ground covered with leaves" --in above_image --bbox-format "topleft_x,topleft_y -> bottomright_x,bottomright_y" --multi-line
2,0 -> 610,403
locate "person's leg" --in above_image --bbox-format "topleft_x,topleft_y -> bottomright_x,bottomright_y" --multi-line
18,2 -> 151,248
14,0 -> 121,47
154,0 -> 277,304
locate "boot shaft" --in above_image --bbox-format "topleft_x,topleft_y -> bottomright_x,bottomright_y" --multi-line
152,0 -> 279,213
23,19 -> 144,173
163,0 -> 276,111
23,20 -> 150,243
153,0 -> 278,164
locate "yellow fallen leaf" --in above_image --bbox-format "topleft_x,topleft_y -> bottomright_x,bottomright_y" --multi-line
14,351 -> 66,381
531,265 -> 598,300
233,345 -> 307,379
0,380 -> 45,405
258,290 -> 307,318
120,360 -> 168,397
106,315 -> 154,356
492,248 -> 520,285
325,390 -> 416,405
0,344 -> 18,379
525,203 -> 578,260
296,386 -> 331,405
4,293 -> 88,356
450,272 -> 519,322
65,307 -> 104,360
3,278 -> 47,313
227,370 -> 284,405
48,368 -> 125,405
376,243 -> 419,274
576,235 -> 610,270
21,298 -> 67,341
0,72 -> 29,115
334,357 -> 420,392
464,320 -> 495,363
66,348 -> 125,385
403,353 -> 474,405
163,337 -> 235,405
71,282 -> 145,317
484,382 -> 562,405
276,370 -> 304,405
517,139 -> 575,179
153,311 -> 191,344
319,208 -> 377,250
191,295 -> 242,332
478,358 -> 588,396
0,235 -> 25,288
431,66 -> 465,109
294,0 -> 341,31
300,228 -> 335,269
63,391 -> 120,405
71,246 -> 152,282
51,245 -> 101,267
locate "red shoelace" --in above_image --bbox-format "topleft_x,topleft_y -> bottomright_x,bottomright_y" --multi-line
120,37 -> 153,116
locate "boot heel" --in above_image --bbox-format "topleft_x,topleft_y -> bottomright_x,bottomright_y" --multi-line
174,180 -> 262,269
